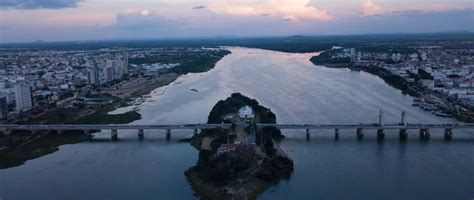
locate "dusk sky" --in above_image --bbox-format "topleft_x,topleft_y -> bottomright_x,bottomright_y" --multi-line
0,0 -> 473,42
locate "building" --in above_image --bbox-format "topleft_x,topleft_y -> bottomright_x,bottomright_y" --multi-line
392,53 -> 402,62
104,66 -> 115,82
14,83 -> 32,111
217,143 -> 239,155
105,59 -> 123,80
87,66 -> 100,85
238,105 -> 254,119
0,95 -> 8,120
121,52 -> 129,76
350,48 -> 356,62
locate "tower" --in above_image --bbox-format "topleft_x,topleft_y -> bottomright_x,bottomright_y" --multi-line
14,83 -> 32,111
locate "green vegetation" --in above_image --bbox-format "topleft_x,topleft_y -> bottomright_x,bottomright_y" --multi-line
0,131 -> 90,169
418,68 -> 434,80
310,49 -> 351,68
132,73 -> 179,96
129,49 -> 231,74
26,103 -> 141,125
310,51 -> 421,97
361,66 -> 419,97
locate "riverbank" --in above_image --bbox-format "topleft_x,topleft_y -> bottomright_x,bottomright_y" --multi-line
310,51 -> 420,97
0,131 -> 91,169
310,54 -> 474,123
185,93 -> 293,199
0,49 -> 231,169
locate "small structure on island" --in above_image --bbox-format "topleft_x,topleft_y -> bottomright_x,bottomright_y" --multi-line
217,143 -> 240,155
238,105 -> 254,119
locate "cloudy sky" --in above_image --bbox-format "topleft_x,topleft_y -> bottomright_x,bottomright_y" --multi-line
0,0 -> 473,42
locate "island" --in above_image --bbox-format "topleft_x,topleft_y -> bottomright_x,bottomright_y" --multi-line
185,93 -> 293,200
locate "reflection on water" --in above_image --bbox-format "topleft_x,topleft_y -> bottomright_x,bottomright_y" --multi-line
0,47 -> 472,199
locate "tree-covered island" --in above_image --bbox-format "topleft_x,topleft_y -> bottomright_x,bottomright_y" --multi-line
186,93 -> 293,200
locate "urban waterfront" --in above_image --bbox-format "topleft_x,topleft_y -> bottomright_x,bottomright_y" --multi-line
0,47 -> 473,199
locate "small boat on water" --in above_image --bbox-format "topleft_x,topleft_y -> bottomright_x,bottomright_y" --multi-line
190,88 -> 199,92
411,102 -> 420,106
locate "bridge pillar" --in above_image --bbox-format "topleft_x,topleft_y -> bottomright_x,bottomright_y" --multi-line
444,128 -> 453,140
166,129 -> 171,140
111,129 -> 118,141
399,129 -> 407,140
306,129 -> 310,140
138,129 -> 144,140
334,128 -> 339,140
194,129 -> 199,137
419,128 -> 430,140
356,128 -> 363,140
377,128 -> 385,140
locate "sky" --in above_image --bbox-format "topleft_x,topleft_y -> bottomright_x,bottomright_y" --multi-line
0,0 -> 473,42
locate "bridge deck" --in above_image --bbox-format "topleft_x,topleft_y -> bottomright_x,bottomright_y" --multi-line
1,123 -> 473,131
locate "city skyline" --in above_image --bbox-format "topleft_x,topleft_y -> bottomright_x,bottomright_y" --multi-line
0,0 -> 473,42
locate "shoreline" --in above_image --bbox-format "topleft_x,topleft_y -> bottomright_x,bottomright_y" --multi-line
0,49 -> 231,169
310,57 -> 472,123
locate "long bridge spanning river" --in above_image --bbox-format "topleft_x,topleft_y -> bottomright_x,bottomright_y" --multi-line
1,122 -> 473,141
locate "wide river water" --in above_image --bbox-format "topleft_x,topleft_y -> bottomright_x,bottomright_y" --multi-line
1,47 -> 473,199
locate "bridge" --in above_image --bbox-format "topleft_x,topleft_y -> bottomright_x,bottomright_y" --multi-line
1,122 -> 473,141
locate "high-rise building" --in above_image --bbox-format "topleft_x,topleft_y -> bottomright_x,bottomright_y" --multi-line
0,95 -> 8,120
104,66 -> 115,82
106,59 -> 122,79
14,83 -> 32,111
121,52 -> 129,76
350,48 -> 356,63
87,66 -> 100,85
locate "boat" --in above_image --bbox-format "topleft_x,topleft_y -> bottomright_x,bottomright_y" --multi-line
190,88 -> 199,92
411,102 -> 420,106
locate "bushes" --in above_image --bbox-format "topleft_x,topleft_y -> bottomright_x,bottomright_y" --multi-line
256,156 -> 294,183
197,145 -> 256,184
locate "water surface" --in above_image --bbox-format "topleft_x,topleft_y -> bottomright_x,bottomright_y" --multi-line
1,47 -> 473,199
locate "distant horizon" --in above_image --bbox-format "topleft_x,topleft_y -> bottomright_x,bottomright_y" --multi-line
1,30 -> 473,45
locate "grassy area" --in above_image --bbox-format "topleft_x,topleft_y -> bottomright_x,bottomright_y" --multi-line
132,73 -> 179,96
0,131 -> 90,169
129,49 -> 231,75
27,104 -> 141,125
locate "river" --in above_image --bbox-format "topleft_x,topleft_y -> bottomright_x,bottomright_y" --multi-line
1,47 -> 473,199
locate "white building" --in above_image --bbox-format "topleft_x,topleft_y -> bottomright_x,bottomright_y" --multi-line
238,105 -> 254,119
14,83 -> 32,111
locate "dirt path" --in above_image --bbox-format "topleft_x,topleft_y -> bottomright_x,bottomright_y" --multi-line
201,137 -> 213,150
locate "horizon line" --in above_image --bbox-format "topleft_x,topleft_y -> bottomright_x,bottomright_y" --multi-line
1,30 -> 473,46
